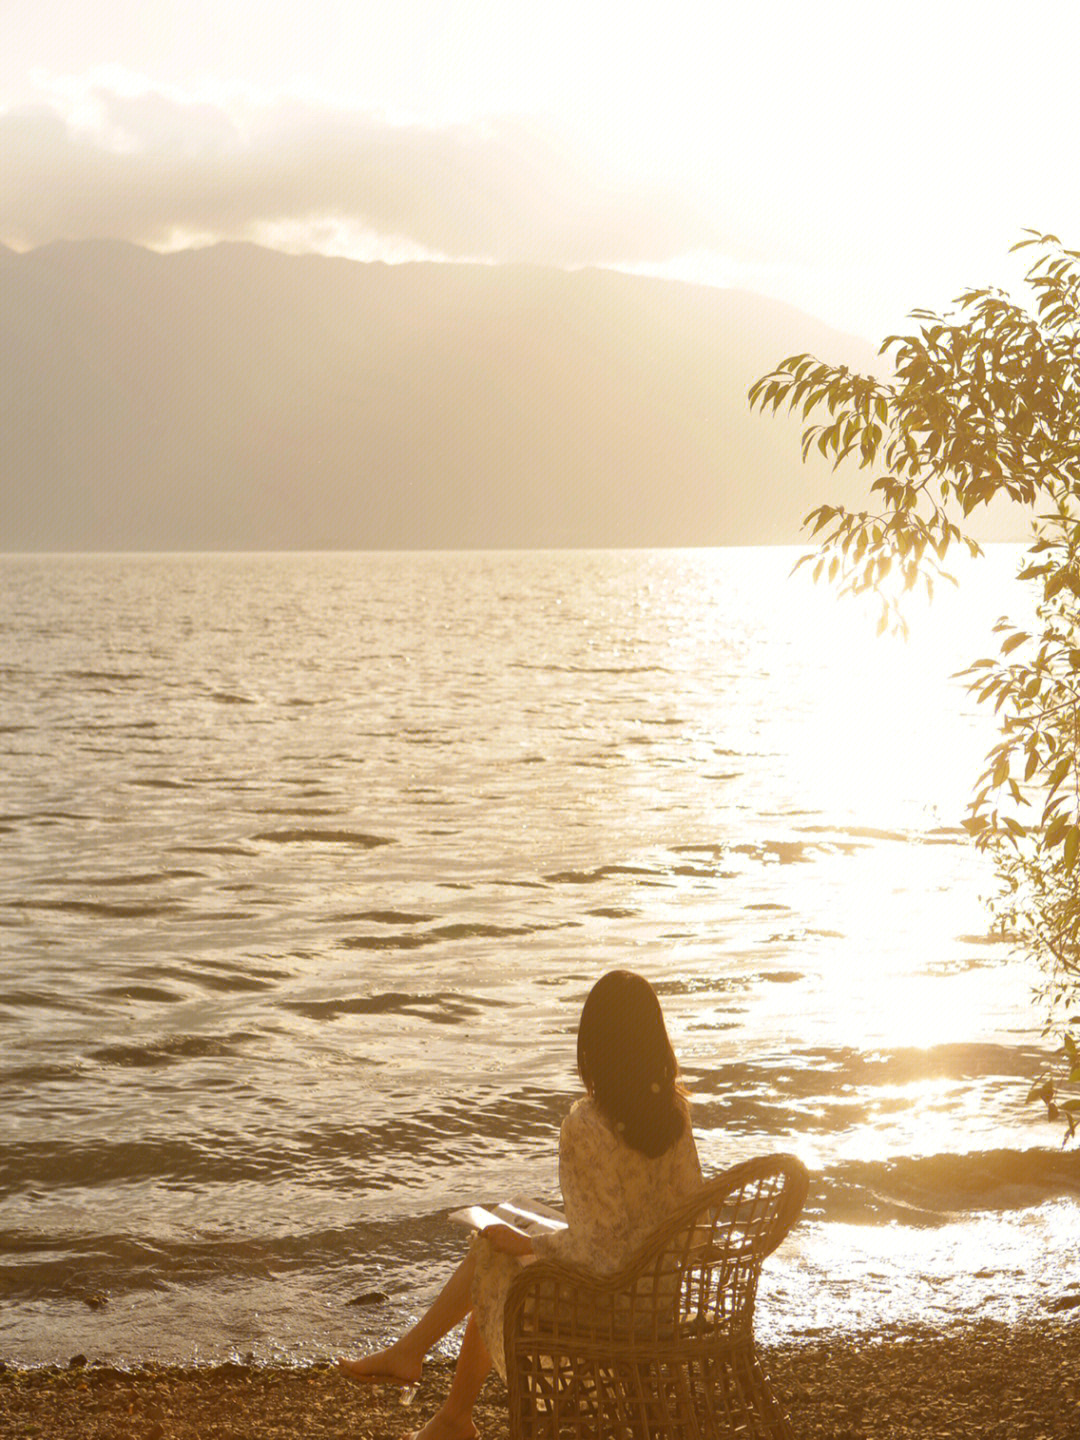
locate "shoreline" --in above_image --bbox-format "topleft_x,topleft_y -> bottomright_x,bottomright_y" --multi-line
3,1318 -> 1077,1438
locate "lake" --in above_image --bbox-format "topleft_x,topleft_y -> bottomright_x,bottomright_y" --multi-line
1,547 -> 1075,1366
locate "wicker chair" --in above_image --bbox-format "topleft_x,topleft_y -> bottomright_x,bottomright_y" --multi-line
503,1153 -> 808,1439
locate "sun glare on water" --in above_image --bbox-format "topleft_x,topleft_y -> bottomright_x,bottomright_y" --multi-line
696,547 -> 1039,1072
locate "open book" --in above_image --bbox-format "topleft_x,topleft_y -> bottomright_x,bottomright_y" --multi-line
449,1195 -> 567,1237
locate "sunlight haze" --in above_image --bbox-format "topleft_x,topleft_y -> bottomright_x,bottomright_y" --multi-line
4,6 -> 1079,1420
6,1 -> 1080,337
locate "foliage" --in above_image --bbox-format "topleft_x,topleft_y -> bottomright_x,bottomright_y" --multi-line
748,231 -> 1080,1135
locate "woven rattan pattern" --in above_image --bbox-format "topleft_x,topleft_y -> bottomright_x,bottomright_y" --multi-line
503,1153 -> 808,1439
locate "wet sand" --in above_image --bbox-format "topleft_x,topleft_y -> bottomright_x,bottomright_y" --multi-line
3,1318 -> 1077,1438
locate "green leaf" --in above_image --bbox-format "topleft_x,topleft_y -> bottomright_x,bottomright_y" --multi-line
1047,757 -> 1072,795
1045,813 -> 1070,848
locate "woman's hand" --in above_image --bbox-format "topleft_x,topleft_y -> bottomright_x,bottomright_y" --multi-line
481,1222 -> 534,1256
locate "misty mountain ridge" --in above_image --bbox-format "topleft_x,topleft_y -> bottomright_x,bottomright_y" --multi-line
1,240 -> 1023,549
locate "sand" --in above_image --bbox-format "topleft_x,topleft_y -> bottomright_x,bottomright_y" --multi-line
2,1318 -> 1077,1438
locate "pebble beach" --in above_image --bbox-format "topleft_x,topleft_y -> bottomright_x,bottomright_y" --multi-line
3,1319 -> 1077,1439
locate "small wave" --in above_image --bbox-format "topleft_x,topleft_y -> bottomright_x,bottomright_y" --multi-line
9,899 -> 183,918
818,1148 -> 1080,1225
691,1043 -> 1050,1101
0,1061 -> 83,1086
575,664 -> 671,675
796,823 -> 909,843
0,990 -> 93,1011
732,840 -> 828,864
340,933 -> 431,951
0,1128 -> 301,1198
509,662 -> 672,675
673,838 -> 865,866
253,807 -> 341,817
208,691 -> 256,705
254,828 -> 393,847
37,870 -> 204,887
333,910 -> 435,924
0,1212 -> 424,1306
173,908 -> 257,923
284,990 -> 501,1023
339,920 -> 560,949
428,922 -> 553,941
88,1034 -> 251,1068
587,906 -> 637,918
192,970 -> 282,994
98,984 -> 185,1003
544,864 -> 659,884
128,778 -> 195,790
179,959 -> 291,994
65,669 -> 142,682
925,954 -> 1000,976
173,844 -> 254,857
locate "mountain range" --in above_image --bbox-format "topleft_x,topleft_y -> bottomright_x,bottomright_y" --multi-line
0,240 -> 1021,549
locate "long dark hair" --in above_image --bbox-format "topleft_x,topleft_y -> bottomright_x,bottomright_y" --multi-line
576,970 -> 688,1158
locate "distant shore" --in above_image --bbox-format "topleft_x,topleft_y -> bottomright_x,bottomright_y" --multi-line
3,1318 -> 1077,1438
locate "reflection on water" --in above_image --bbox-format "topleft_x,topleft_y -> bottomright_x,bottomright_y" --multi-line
0,547 -> 1072,1364
762,1197 -> 1080,1339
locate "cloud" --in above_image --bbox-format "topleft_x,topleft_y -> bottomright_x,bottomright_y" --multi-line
0,80 -> 721,265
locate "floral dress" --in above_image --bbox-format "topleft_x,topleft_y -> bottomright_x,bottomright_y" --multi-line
470,1095 -> 703,1379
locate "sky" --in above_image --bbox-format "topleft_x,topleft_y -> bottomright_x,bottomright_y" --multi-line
4,0 -> 1080,340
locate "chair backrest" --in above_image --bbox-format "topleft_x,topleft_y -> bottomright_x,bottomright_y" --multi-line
658,1152 -> 808,1340
506,1152 -> 808,1355
503,1154 -> 808,1439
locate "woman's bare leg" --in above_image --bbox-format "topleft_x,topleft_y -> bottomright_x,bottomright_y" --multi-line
338,1246 -> 478,1383
406,1315 -> 492,1440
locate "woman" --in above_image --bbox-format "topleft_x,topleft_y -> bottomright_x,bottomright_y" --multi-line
339,969 -> 703,1440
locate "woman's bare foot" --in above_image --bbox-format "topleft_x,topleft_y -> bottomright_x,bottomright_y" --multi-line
336,1340 -> 423,1386
405,1413 -> 479,1440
